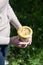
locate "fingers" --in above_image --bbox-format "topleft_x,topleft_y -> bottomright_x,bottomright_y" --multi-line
18,42 -> 30,45
27,36 -> 32,45
16,44 -> 28,48
15,44 -> 21,48
18,37 -> 32,45
12,35 -> 32,48
21,44 -> 27,48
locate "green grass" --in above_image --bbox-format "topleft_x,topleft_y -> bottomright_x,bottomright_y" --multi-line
7,0 -> 43,65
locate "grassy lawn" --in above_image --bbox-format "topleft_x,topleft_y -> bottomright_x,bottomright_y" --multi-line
7,0 -> 43,65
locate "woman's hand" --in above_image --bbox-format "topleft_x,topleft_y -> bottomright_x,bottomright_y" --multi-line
10,35 -> 32,48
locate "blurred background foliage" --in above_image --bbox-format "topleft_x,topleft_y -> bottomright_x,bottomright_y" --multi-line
7,0 -> 43,65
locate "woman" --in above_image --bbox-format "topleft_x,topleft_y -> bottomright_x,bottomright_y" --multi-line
0,0 -> 32,65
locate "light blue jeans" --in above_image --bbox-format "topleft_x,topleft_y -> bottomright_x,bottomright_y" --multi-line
0,45 -> 9,65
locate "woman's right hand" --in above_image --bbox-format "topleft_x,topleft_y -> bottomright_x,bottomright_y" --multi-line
10,35 -> 32,48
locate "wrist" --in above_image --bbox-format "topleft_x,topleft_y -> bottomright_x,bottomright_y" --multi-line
10,36 -> 17,44
10,37 -> 13,43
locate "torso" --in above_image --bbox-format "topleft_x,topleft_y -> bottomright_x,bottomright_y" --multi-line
0,4 -> 10,37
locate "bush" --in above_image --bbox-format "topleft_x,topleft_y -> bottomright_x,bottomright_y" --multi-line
7,0 -> 43,65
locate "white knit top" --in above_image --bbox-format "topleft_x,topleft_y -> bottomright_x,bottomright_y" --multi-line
0,0 -> 22,45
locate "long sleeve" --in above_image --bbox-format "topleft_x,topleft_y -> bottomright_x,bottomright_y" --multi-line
0,36 -> 10,44
7,4 -> 22,30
